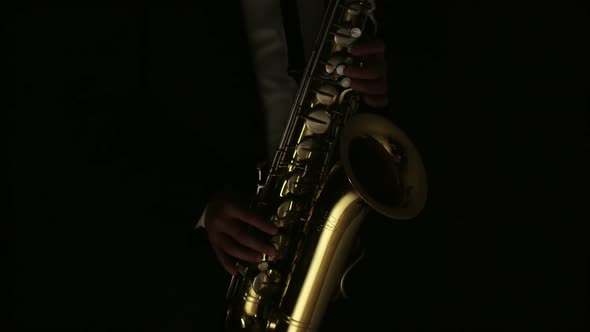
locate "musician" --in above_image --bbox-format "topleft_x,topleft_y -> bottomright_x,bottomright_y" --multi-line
197,1 -> 399,331
200,0 -> 391,276
9,1 -> 398,330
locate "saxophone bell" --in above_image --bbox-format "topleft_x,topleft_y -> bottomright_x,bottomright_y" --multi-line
340,112 -> 428,220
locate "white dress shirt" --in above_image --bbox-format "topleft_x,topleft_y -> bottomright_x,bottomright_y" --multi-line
242,0 -> 299,158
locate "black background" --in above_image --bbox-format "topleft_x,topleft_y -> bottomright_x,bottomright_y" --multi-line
7,1 -> 588,331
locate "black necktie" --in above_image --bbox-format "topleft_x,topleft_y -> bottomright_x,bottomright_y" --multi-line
280,0 -> 305,83
280,0 -> 328,83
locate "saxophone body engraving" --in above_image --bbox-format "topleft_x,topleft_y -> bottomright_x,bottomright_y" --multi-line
225,1 -> 427,331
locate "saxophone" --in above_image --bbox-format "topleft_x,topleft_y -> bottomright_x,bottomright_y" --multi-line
225,1 -> 427,331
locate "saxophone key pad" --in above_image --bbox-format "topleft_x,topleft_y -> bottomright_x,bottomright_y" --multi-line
340,77 -> 351,88
334,27 -> 361,47
325,55 -> 353,76
257,261 -> 269,271
295,137 -> 319,160
271,213 -> 289,229
315,85 -> 339,106
252,269 -> 281,296
305,110 -> 331,135
285,170 -> 307,195
270,234 -> 287,259
350,28 -> 362,38
275,199 -> 298,219
325,55 -> 344,74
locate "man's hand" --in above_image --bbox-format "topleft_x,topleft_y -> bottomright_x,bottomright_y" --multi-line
204,191 -> 277,275
345,38 -> 389,108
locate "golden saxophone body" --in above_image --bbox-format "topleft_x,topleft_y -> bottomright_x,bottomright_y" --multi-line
225,1 -> 427,331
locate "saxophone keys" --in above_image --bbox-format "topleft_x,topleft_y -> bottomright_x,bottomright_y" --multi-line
271,239 -> 280,252
257,261 -> 269,271
272,198 -> 304,228
324,55 -> 353,75
252,269 -> 281,296
340,77 -> 352,88
315,85 -> 339,105
334,27 -> 362,47
305,110 -> 331,134
286,170 -> 307,195
280,169 -> 303,197
276,198 -> 298,219
296,137 -> 318,160
347,4 -> 362,16
270,233 -> 286,259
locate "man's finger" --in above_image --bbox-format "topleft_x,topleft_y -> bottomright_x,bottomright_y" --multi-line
349,39 -> 386,57
225,202 -> 278,235
350,78 -> 388,95
362,94 -> 389,108
343,61 -> 386,80
213,247 -> 238,275
219,233 -> 263,264
222,222 -> 276,256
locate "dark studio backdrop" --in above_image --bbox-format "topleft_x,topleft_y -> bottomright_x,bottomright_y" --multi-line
7,1 -> 588,331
